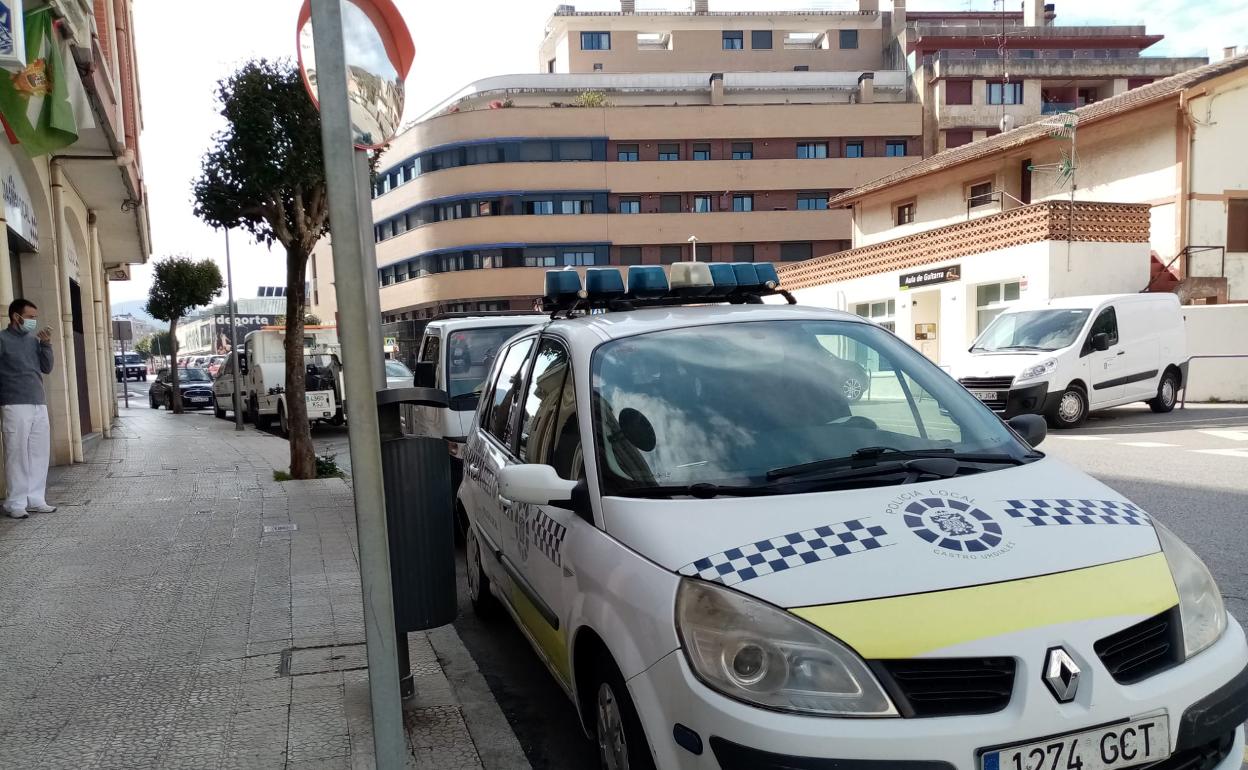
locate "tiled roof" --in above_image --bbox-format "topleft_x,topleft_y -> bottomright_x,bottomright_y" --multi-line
828,52 -> 1248,207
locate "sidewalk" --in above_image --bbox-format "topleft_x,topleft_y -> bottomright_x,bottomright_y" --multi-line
0,405 -> 527,770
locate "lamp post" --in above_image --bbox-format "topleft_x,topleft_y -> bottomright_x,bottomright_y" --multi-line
224,229 -> 244,431
687,234 -> 699,262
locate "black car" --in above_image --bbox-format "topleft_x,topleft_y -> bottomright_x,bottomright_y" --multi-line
149,368 -> 214,410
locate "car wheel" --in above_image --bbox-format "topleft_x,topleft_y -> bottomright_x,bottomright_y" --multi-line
149,394 -> 159,409
277,403 -> 289,438
1046,384 -> 1088,429
465,525 -> 499,618
842,376 -> 867,402
1148,370 -> 1179,414
591,657 -> 656,770
213,399 -> 226,419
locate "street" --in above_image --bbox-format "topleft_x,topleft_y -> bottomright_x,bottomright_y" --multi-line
118,378 -> 1248,768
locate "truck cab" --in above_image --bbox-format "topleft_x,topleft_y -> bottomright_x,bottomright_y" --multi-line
213,327 -> 343,434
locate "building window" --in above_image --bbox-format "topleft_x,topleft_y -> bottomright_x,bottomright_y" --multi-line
1228,199 -> 1248,252
658,143 -> 680,161
731,142 -> 753,160
660,194 -> 682,213
854,299 -> 896,333
793,65 -> 809,71
885,140 -> 907,157
751,30 -> 773,49
547,58 -> 556,73
945,80 -> 972,105
839,29 -> 859,49
593,63 -> 604,71
562,251 -> 597,266
945,130 -> 973,149
660,245 -> 684,264
723,31 -> 744,50
987,81 -> 1023,105
619,197 -> 641,214
780,242 -> 813,261
968,181 -> 995,208
733,244 -> 755,262
525,200 -> 555,215
845,141 -> 864,158
617,246 -> 642,265
732,194 -> 754,212
581,31 -> 610,50
797,142 -> 829,159
561,199 -> 592,214
617,144 -> 639,162
975,280 -> 1022,333
693,143 -> 711,161
693,195 -> 713,213
895,201 -> 915,225
797,194 -> 828,211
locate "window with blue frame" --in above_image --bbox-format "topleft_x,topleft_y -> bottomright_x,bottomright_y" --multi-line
658,143 -> 680,161
693,143 -> 711,161
886,140 -> 907,157
619,197 -> 641,214
723,31 -> 744,50
617,144 -> 639,162
845,141 -> 864,158
694,195 -> 713,213
839,29 -> 859,49
526,200 -> 555,215
797,194 -> 828,211
732,194 -> 754,212
581,32 -> 610,50
797,142 -> 828,159
731,142 -> 753,160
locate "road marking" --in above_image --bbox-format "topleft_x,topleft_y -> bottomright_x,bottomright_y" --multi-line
1198,429 -> 1248,441
1049,435 -> 1111,441
1192,448 -> 1248,459
1120,442 -> 1178,448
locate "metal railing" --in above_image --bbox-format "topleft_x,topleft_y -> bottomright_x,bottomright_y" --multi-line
1179,354 -> 1248,409
1042,102 -> 1078,114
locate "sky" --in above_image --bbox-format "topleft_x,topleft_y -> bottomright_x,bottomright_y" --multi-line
115,0 -> 1248,308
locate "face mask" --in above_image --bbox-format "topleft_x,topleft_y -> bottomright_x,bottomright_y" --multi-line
20,318 -> 36,334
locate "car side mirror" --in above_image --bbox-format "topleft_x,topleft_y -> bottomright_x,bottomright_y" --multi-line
1007,413 -> 1047,448
498,464 -> 591,519
414,361 -> 435,388
1090,332 -> 1110,352
238,355 -> 248,375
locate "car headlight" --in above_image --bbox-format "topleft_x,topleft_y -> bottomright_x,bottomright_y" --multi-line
1017,358 -> 1057,382
675,579 -> 897,717
1154,521 -> 1227,658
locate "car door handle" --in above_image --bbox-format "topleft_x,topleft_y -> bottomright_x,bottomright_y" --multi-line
496,494 -> 513,507
1116,350 -> 1125,356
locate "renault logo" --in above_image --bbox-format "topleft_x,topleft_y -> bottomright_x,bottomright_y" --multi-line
1043,647 -> 1081,703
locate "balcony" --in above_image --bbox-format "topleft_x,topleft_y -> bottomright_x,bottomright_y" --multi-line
925,53 -> 1207,82
1041,102 -> 1077,114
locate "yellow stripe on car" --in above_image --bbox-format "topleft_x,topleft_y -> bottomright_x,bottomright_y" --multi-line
791,553 -> 1177,658
510,584 -> 572,685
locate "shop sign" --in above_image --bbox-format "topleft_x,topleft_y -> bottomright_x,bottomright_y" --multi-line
900,264 -> 961,290
0,1 -> 25,71
212,314 -> 276,353
0,132 -> 38,246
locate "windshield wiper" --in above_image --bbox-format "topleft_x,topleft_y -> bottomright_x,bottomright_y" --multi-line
994,345 -> 1050,352
614,482 -> 778,499
767,447 -> 1029,481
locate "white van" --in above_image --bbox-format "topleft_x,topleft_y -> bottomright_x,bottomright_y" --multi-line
213,327 -> 343,435
952,293 -> 1187,428
408,313 -> 548,533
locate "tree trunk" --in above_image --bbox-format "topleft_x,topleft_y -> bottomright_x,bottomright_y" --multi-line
284,244 -> 316,479
169,317 -> 183,414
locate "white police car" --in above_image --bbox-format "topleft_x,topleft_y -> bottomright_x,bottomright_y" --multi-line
458,262 -> 1247,770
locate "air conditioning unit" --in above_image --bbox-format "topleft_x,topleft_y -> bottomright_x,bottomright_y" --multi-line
49,0 -> 95,56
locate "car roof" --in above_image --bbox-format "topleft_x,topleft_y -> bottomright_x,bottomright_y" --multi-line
542,303 -> 867,342
425,315 -> 549,333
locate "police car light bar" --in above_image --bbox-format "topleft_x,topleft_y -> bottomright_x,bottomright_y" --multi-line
541,262 -> 794,315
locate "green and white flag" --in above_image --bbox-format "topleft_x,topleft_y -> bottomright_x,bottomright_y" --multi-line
0,8 -> 79,155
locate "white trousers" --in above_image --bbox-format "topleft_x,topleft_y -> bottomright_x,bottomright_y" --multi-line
2,404 -> 50,513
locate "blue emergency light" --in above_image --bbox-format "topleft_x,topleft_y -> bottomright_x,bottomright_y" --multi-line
627,266 -> 669,297
707,263 -> 738,291
754,263 -> 780,289
585,268 -> 626,298
544,270 -> 583,302
731,263 -> 761,289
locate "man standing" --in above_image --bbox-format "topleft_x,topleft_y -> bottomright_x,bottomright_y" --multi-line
0,299 -> 55,519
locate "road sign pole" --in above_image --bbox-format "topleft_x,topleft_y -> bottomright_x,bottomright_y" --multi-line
224,230 -> 244,431
307,0 -> 405,766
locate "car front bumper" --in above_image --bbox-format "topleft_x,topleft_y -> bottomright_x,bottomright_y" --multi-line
625,614 -> 1248,770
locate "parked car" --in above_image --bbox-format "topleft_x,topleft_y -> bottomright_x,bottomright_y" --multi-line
114,352 -> 146,382
952,293 -> 1187,428
149,368 -> 214,410
458,265 -> 1246,770
384,359 -> 413,389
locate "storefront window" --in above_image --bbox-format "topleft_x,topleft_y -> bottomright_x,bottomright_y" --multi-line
975,280 -> 1022,333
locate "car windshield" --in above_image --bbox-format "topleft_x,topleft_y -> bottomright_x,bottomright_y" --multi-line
591,319 -> 1028,494
972,309 -> 1090,353
385,360 -> 411,378
117,354 -> 141,364
447,325 -> 536,410
178,369 -> 211,382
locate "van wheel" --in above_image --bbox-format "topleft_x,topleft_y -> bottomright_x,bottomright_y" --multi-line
1046,385 -> 1088,429
591,656 -> 656,770
149,394 -> 159,410
277,403 -> 290,438
465,525 -> 498,618
1148,370 -> 1179,413
213,399 -> 226,419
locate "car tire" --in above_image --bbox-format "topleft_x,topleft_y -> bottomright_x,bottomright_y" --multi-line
1148,370 -> 1179,414
149,394 -> 159,409
590,656 -> 656,770
1046,384 -> 1088,429
213,400 -> 226,419
277,403 -> 289,438
454,502 -> 468,547
465,525 -> 499,618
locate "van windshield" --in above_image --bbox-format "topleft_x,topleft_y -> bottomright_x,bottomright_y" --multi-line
447,325 -> 537,411
972,309 -> 1090,353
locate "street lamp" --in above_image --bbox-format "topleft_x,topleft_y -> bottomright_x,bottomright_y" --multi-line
687,234 -> 699,262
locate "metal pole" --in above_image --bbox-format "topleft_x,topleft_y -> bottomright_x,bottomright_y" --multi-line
225,230 -> 244,431
120,333 -> 129,409
308,1 -> 404,766
355,154 -> 386,383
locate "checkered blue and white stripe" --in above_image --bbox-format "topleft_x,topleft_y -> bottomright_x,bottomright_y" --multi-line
531,511 -> 568,567
678,519 -> 889,587
1002,498 -> 1148,527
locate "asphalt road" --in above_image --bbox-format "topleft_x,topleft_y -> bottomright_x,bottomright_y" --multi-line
121,379 -> 1248,768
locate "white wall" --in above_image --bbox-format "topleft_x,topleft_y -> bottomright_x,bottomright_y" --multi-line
1046,241 -> 1151,298
1182,304 -> 1248,402
1186,83 -> 1248,298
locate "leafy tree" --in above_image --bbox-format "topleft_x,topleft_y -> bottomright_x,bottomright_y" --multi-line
145,257 -> 223,414
134,330 -> 173,363
192,59 -> 357,478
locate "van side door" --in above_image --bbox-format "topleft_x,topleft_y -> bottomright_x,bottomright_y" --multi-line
1085,306 -> 1124,406
1116,302 -> 1162,400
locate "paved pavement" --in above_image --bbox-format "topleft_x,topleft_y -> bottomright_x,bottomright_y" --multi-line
2,393 -> 527,770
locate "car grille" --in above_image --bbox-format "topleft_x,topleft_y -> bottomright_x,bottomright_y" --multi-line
1094,606 -> 1183,684
958,376 -> 1014,411
1152,730 -> 1235,770
871,657 -> 1016,718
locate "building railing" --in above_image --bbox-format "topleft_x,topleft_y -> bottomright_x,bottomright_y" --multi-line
1042,102 -> 1079,114
932,48 -> 1144,62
